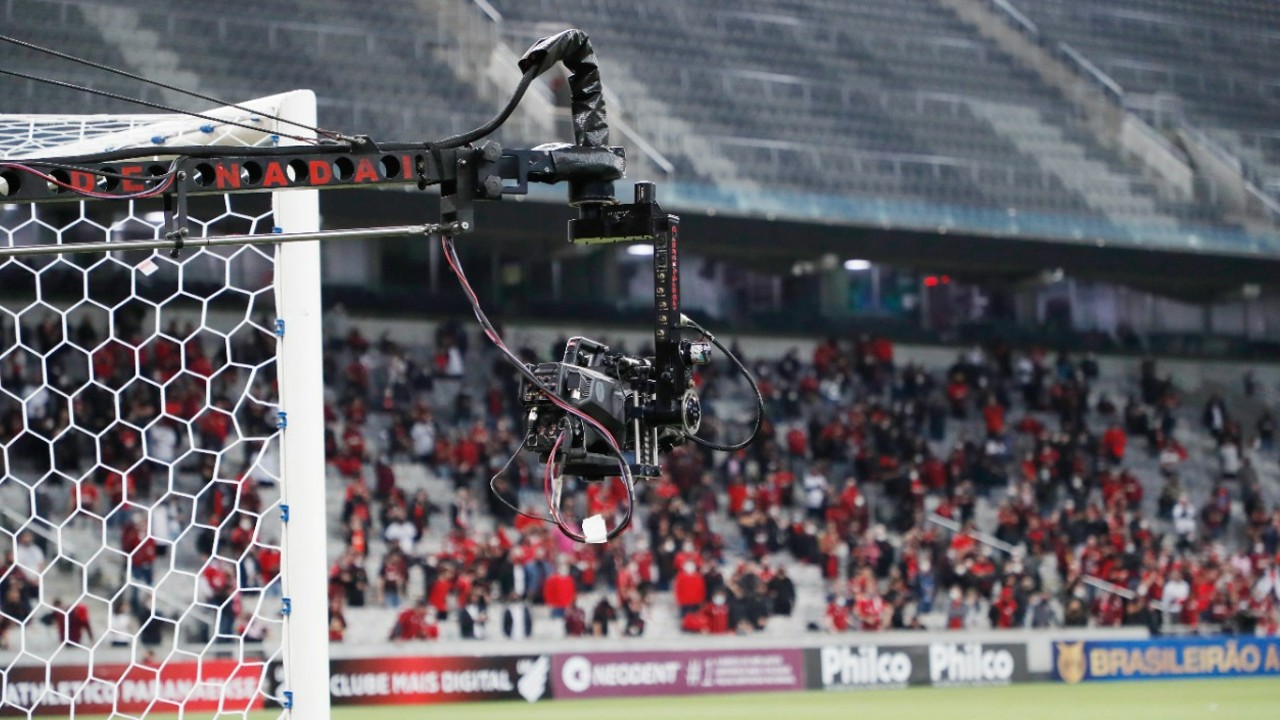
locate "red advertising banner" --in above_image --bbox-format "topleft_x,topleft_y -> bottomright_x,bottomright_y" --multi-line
328,655 -> 552,705
551,648 -> 806,700
2,660 -> 268,716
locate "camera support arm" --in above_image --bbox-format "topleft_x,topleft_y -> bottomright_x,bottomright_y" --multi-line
0,27 -> 754,543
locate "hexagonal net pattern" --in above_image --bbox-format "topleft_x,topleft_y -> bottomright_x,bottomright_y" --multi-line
0,94 -> 320,718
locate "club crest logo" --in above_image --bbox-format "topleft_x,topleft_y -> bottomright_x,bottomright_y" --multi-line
1055,642 -> 1086,684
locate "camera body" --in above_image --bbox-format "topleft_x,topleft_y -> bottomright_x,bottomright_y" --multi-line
519,181 -> 712,481
520,336 -> 708,478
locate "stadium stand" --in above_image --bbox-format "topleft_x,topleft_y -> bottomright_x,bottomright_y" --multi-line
485,0 -> 1237,241
1010,0 -> 1280,198
1,0 -> 503,143
3,0 -> 1268,249
302,318 -> 1280,644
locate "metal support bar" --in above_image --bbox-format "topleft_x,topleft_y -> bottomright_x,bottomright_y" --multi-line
0,222 -> 453,259
163,174 -> 189,258
0,146 -> 623,205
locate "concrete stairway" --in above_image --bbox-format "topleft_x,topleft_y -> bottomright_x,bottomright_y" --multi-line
968,101 -> 1180,233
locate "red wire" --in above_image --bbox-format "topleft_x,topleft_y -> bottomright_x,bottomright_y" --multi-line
543,430 -> 587,542
442,235 -> 631,542
441,236 -> 628,456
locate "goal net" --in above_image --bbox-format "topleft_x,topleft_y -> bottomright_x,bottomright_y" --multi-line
0,91 -> 329,718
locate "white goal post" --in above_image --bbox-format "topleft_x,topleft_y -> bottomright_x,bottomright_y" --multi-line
0,91 -> 329,719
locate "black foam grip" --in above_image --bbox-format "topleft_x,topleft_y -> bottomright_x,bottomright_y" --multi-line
518,29 -> 609,148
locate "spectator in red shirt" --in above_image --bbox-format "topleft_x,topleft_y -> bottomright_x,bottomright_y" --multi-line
673,541 -> 701,573
825,595 -> 850,632
680,605 -> 709,634
564,602 -> 588,637
706,594 -> 731,634
389,599 -> 438,641
1102,423 -> 1127,462
46,600 -> 94,646
983,395 -> 1005,435
946,374 -> 969,419
329,598 -> 346,642
673,562 -> 707,617
427,566 -> 455,621
543,564 -> 576,619
991,586 -> 1018,629
257,546 -> 281,585
854,589 -> 886,631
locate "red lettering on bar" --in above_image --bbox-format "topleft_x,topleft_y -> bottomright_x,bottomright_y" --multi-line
262,162 -> 288,188
120,165 -> 146,192
215,163 -> 240,189
69,171 -> 95,192
308,160 -> 333,185
353,158 -> 379,183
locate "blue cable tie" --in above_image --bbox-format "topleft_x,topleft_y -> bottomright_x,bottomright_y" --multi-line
276,411 -> 288,430
272,227 -> 284,234
281,597 -> 292,616
275,319 -> 285,337
280,504 -> 290,523
150,136 -> 164,145
282,691 -> 294,709
199,124 -> 215,134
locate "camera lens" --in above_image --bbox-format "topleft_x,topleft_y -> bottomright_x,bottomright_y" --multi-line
681,389 -> 701,434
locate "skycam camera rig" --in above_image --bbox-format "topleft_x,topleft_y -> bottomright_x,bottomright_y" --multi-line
523,181 -> 711,481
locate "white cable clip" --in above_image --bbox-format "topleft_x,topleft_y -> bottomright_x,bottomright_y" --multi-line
582,514 -> 608,544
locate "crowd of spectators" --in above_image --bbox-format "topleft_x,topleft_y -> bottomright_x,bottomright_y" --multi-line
0,308 -> 286,650
3,304 -> 1279,650
316,321 -> 1280,642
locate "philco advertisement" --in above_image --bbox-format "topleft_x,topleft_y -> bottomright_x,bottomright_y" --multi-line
927,642 -> 1029,686
1054,637 -> 1280,684
551,649 -> 805,699
328,655 -> 551,705
805,645 -> 930,689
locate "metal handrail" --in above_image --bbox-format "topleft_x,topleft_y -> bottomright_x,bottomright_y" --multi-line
991,0 -> 1040,37
926,513 -> 1167,611
0,504 -> 58,545
1179,120 -> 1280,221
1057,43 -> 1125,101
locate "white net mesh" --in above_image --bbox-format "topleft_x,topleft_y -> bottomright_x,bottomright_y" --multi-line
0,96 -> 314,718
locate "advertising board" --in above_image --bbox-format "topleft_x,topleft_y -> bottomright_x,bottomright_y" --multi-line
551,649 -> 805,699
1053,636 -> 1280,684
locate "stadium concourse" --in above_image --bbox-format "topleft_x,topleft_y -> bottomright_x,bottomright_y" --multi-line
309,317 -> 1280,646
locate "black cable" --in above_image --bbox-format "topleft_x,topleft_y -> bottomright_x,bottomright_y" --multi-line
425,69 -> 538,149
0,67 -> 321,145
26,143 -> 353,166
8,35 -> 547,167
678,316 -> 764,452
489,440 -> 554,524
12,66 -> 533,164
0,33 -> 347,142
